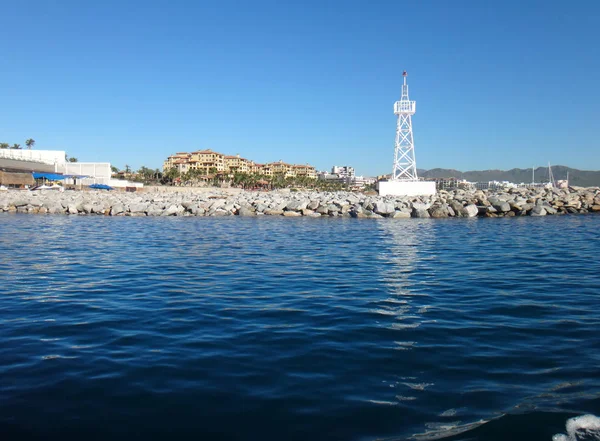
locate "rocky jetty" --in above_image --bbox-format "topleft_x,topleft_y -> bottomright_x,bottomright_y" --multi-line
1,186 -> 599,218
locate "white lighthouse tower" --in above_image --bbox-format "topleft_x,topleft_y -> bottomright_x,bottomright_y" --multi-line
378,71 -> 436,196
392,71 -> 418,181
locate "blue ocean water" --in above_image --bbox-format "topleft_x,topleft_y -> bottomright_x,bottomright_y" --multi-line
1,213 -> 599,441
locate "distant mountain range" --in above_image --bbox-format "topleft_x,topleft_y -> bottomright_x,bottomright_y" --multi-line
414,166 -> 600,188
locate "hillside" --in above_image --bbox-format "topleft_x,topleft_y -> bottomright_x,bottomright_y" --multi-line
416,166 -> 600,187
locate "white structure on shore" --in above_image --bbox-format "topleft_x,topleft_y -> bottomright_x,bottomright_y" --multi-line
331,166 -> 355,180
0,148 -> 142,188
378,71 -> 436,196
317,165 -> 375,189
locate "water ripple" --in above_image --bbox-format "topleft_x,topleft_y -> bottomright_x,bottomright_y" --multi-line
1,214 -> 599,440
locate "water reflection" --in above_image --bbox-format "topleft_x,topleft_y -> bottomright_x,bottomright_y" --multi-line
372,220 -> 437,407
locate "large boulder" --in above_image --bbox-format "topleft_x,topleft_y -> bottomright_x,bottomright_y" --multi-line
450,200 -> 464,215
264,209 -> 283,216
429,205 -> 449,218
493,202 -> 511,213
530,206 -> 547,216
307,200 -> 320,210
285,199 -> 308,211
412,208 -> 430,218
462,204 -> 479,218
129,203 -> 148,214
374,201 -> 395,215
392,211 -> 411,218
237,207 -> 256,216
110,204 -> 125,216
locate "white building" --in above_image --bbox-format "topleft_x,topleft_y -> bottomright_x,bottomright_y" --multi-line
0,148 -> 142,188
0,148 -> 67,170
331,165 -> 355,180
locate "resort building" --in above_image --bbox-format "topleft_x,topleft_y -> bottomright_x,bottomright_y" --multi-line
265,160 -> 294,178
317,165 -> 374,189
224,154 -> 251,174
332,165 -> 355,180
293,164 -> 317,179
163,150 -> 316,179
189,149 -> 227,174
163,152 -> 191,171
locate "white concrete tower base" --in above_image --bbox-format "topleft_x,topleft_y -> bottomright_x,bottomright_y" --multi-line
377,181 -> 436,197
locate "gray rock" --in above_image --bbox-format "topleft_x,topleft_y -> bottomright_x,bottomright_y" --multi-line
462,204 -> 479,218
493,202 -> 511,212
429,205 -> 449,218
129,203 -> 147,213
392,211 -> 411,218
307,200 -> 320,210
111,204 -> 125,216
237,207 -> 256,216
413,209 -> 430,218
530,206 -> 547,216
264,209 -> 283,216
285,199 -> 308,211
163,205 -> 181,216
374,202 -> 395,215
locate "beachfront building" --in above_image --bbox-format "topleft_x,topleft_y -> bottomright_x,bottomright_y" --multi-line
293,164 -> 317,179
162,153 -> 192,174
318,165 -> 373,188
162,150 -> 317,179
224,154 -> 251,174
265,160 -> 294,178
332,165 -> 355,181
189,149 -> 227,174
249,162 -> 264,175
0,147 -> 142,189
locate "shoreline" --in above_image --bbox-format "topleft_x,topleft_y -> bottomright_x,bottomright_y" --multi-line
1,186 -> 599,218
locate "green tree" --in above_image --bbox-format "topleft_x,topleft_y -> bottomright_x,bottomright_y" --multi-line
124,164 -> 131,174
68,157 -> 78,162
25,138 -> 35,150
11,143 -> 21,149
270,172 -> 286,189
163,167 -> 180,185
111,165 -> 119,173
0,143 -> 9,149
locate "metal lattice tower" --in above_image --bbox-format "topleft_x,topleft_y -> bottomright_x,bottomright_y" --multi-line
392,71 -> 418,181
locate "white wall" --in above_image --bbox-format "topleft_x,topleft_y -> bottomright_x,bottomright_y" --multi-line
378,181 -> 436,196
0,149 -> 66,166
60,162 -> 111,185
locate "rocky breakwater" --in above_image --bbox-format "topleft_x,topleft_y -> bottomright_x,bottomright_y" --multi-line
1,186 -> 599,218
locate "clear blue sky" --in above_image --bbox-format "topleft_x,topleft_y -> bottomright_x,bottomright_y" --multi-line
1,0 -> 598,175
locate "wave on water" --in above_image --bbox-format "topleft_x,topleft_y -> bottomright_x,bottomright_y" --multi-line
553,414 -> 600,441
407,412 -> 600,441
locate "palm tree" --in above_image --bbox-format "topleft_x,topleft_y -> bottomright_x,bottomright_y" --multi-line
68,157 -> 78,162
111,166 -> 119,173
124,164 -> 131,174
25,139 -> 35,150
12,143 -> 21,149
164,168 -> 180,185
0,143 -> 10,149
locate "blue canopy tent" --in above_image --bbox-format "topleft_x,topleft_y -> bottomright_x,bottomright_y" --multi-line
32,172 -> 70,180
32,172 -> 89,180
89,184 -> 114,190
